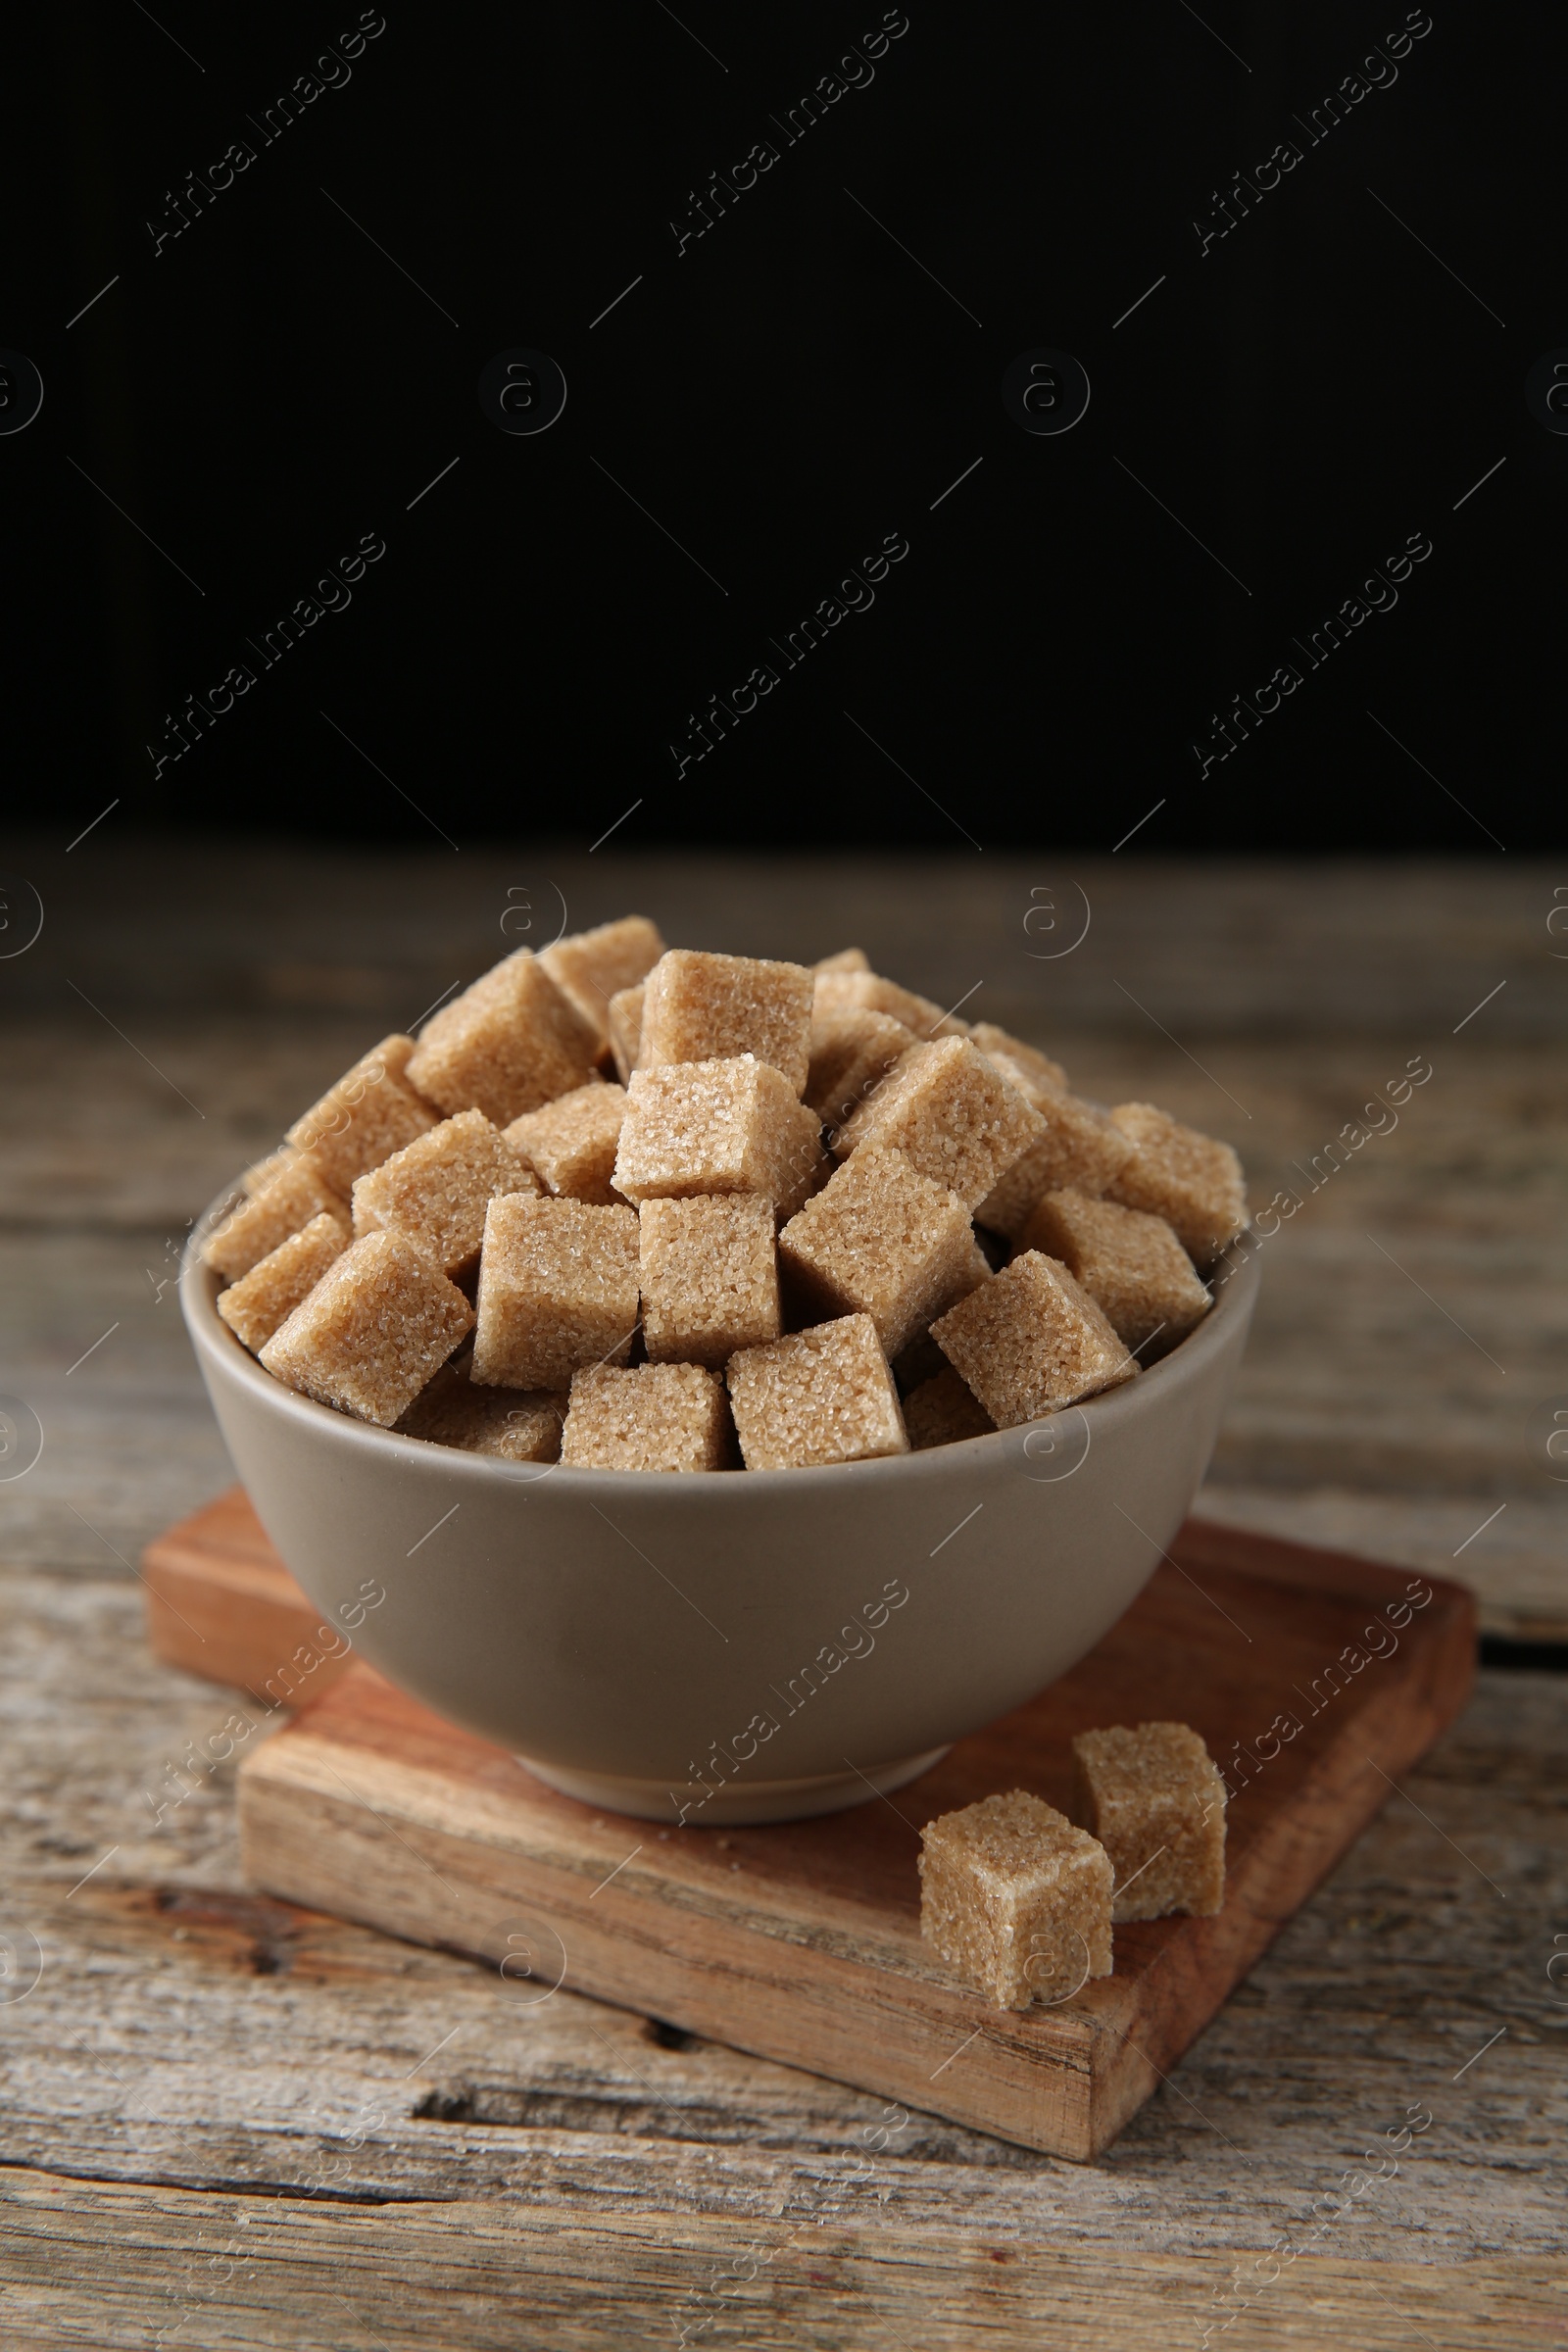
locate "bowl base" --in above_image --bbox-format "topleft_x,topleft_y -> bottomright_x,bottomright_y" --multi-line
518,1744 -> 952,1826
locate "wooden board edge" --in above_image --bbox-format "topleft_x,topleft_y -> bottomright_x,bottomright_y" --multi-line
140,1495 -> 353,1698
236,1735 -> 1106,2163
1084,1580 -> 1477,2150
234,1572 -> 1482,2163
140,1554 -> 356,1703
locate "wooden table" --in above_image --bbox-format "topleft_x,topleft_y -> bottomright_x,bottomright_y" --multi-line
2,847 -> 1565,2345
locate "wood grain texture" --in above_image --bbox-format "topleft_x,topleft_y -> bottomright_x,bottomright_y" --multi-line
222,1494 -> 1473,2162
5,839 -> 1562,1034
3,1567 -> 1563,2343
4,2168 -> 1562,2352
3,852 -> 1565,2339
141,1486 -> 356,1701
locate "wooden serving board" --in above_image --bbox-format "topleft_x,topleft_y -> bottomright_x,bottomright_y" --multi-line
143,1486 -> 359,1706
143,1491 -> 1473,2161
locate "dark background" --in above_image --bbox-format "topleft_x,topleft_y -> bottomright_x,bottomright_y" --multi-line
8,1 -> 1560,855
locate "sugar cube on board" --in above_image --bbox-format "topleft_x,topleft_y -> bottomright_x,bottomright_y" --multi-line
286,1034 -> 438,1196
931,1250 -> 1136,1428
612,1057 -> 823,1214
216,1212 -> 349,1355
1070,1721 -> 1227,1922
561,1362 -> 731,1471
726,1313 -> 908,1470
203,1157 -> 348,1283
969,1021 -> 1068,1102
1020,1189 -> 1210,1359
539,915 -> 664,1054
903,1365 -> 995,1451
471,1195 -> 640,1391
639,1194 -> 780,1365
1107,1103 -> 1248,1263
805,1006 -> 917,1127
398,1359 -> 565,1463
811,967 -> 964,1041
259,1231 -> 473,1427
973,1093 -> 1137,1239
811,946 -> 871,972
405,951 -> 600,1125
351,1109 -> 537,1275
507,1082 -> 627,1206
835,1038 -> 1046,1210
639,950 -> 814,1096
918,1789 -> 1113,2010
778,1146 -> 986,1359
607,984 -> 644,1084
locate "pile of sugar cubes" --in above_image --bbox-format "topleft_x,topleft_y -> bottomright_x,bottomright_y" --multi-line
919,1720 -> 1228,2008
203,917 -> 1247,1472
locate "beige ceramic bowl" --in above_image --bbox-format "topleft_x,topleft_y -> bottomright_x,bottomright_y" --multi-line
183,1209 -> 1258,1824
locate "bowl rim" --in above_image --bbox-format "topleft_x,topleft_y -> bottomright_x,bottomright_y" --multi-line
184,1193 -> 1260,1501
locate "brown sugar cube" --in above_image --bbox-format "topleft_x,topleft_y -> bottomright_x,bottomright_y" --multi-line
203,1156 -> 348,1282
612,1057 -> 823,1215
931,1250 -> 1136,1429
1070,1722 -> 1227,1923
606,984 -> 644,1084
539,915 -> 665,1054
834,1038 -> 1046,1211
350,1109 -> 536,1276
897,1245 -> 1000,1375
506,1083 -> 627,1206
805,1007 -> 917,1126
903,1366 -> 994,1451
639,1194 -> 780,1365
812,946 -> 871,973
778,1124 -> 834,1222
974,1092 -> 1137,1239
640,950 -> 814,1096
398,1359 -> 564,1463
561,1362 -> 730,1472
1020,1189 -> 1211,1359
969,1021 -> 1069,1103
240,1144 -> 298,1197
471,1195 -> 639,1391
778,1146 -> 986,1360
405,951 -> 600,1126
811,967 -> 966,1041
259,1231 -> 473,1426
286,1034 -> 439,1196
216,1212 -> 350,1355
726,1313 -> 907,1471
918,1790 -> 1113,2011
1107,1103 -> 1247,1263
